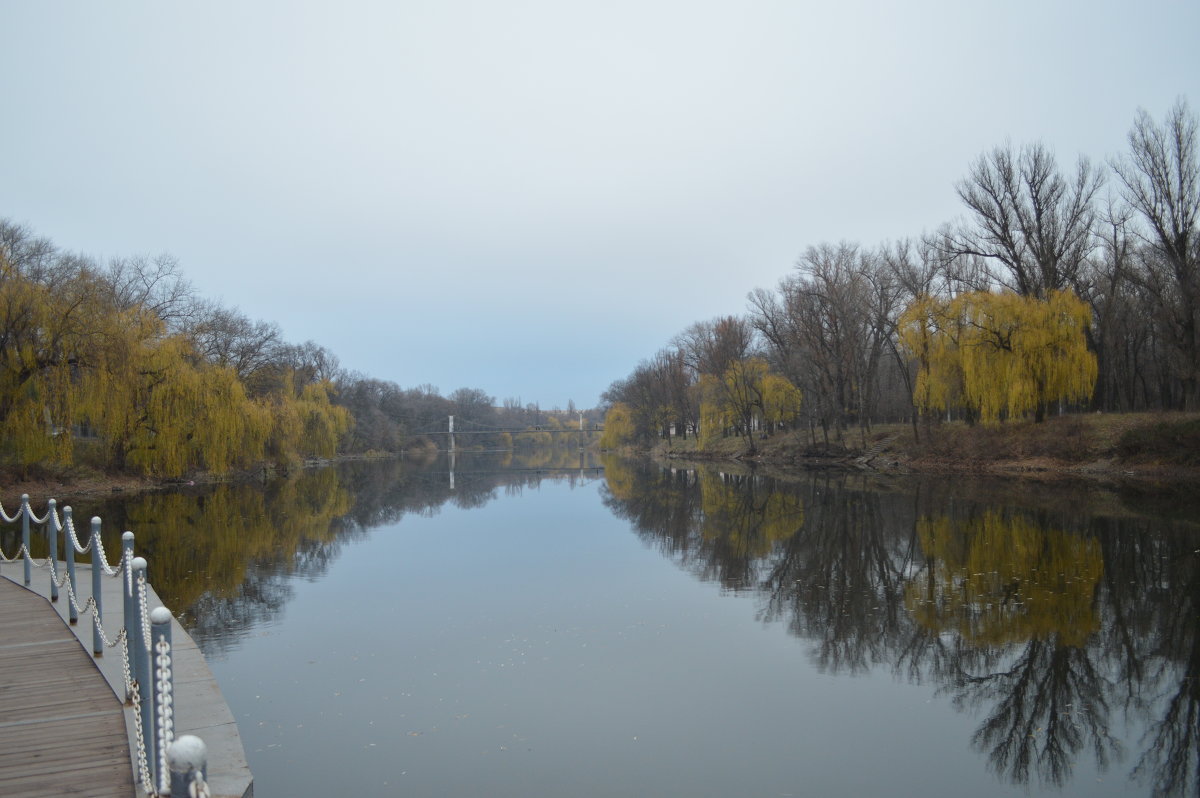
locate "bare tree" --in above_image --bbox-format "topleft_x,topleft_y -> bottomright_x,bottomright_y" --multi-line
750,243 -> 906,445
188,304 -> 285,390
673,316 -> 754,378
942,142 -> 1103,298
105,254 -> 199,329
1112,99 -> 1200,407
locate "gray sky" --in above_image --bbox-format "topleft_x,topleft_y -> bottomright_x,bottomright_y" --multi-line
3,1 -> 1197,410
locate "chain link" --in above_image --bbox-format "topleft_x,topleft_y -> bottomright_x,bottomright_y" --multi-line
0,542 -> 29,563
128,671 -> 158,794
189,770 -> 212,798
138,572 -> 153,652
0,499 -> 21,524
93,532 -> 121,576
155,636 -> 176,796
64,514 -> 89,553
25,504 -> 51,525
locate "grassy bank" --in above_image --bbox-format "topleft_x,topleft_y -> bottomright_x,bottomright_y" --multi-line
650,412 -> 1200,481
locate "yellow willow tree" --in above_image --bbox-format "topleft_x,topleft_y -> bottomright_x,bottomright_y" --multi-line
760,372 -> 804,433
0,256 -> 112,468
695,359 -> 802,453
721,357 -> 769,451
82,317 -> 274,477
598,402 -> 635,449
898,289 -> 1096,423
261,373 -> 351,464
694,375 -> 728,449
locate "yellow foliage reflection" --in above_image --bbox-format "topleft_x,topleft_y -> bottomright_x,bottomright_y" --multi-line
906,511 -> 1102,646
697,471 -> 803,560
601,454 -> 638,502
121,468 -> 352,612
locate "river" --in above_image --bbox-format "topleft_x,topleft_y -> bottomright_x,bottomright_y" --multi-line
26,451 -> 1200,797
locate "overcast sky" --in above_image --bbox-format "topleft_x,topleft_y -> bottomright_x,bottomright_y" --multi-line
3,1 -> 1197,410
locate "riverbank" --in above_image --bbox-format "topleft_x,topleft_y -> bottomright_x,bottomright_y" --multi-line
651,412 -> 1200,483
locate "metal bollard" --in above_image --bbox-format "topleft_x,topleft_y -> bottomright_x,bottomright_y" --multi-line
90,517 -> 103,656
21,494 -> 31,586
151,605 -> 175,793
121,532 -> 135,703
47,499 -> 58,601
167,735 -> 208,797
65,507 -> 78,624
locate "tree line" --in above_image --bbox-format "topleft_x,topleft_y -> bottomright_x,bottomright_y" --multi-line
0,220 -> 593,478
602,99 -> 1199,448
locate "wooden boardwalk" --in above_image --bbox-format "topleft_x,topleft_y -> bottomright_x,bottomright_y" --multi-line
0,576 -> 135,798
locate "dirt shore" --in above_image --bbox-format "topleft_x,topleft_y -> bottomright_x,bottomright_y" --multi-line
652,412 -> 1200,484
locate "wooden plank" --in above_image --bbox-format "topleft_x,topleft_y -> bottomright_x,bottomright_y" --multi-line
0,577 -> 134,798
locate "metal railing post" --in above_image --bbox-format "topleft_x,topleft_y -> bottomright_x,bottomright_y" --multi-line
21,494 -> 31,585
47,499 -> 58,601
65,507 -> 78,624
167,735 -> 208,798
131,557 -> 154,782
121,531 -> 135,703
151,606 -> 175,795
90,516 -> 103,656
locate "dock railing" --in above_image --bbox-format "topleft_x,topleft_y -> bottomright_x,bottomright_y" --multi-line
1,493 -> 210,797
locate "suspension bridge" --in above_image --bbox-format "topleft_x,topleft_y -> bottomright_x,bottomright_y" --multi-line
0,496 -> 252,798
409,415 -> 604,451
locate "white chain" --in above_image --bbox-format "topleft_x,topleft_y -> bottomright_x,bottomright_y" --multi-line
128,670 -> 157,794
189,770 -> 212,798
33,560 -> 129,650
65,515 -> 89,553
93,532 -> 121,576
0,499 -> 21,524
26,505 -> 50,525
0,545 -> 56,568
155,636 -> 176,796
138,572 -> 153,652
0,542 -> 30,563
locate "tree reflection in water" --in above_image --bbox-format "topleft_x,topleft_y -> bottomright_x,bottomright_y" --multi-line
601,457 -> 1200,797
78,447 -> 603,657
56,452 -> 1197,796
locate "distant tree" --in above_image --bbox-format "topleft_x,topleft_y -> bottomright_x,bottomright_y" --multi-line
599,402 -> 635,449
749,243 -> 901,442
334,375 -> 403,453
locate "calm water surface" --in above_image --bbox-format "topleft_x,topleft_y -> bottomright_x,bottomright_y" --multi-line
47,451 -> 1200,797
